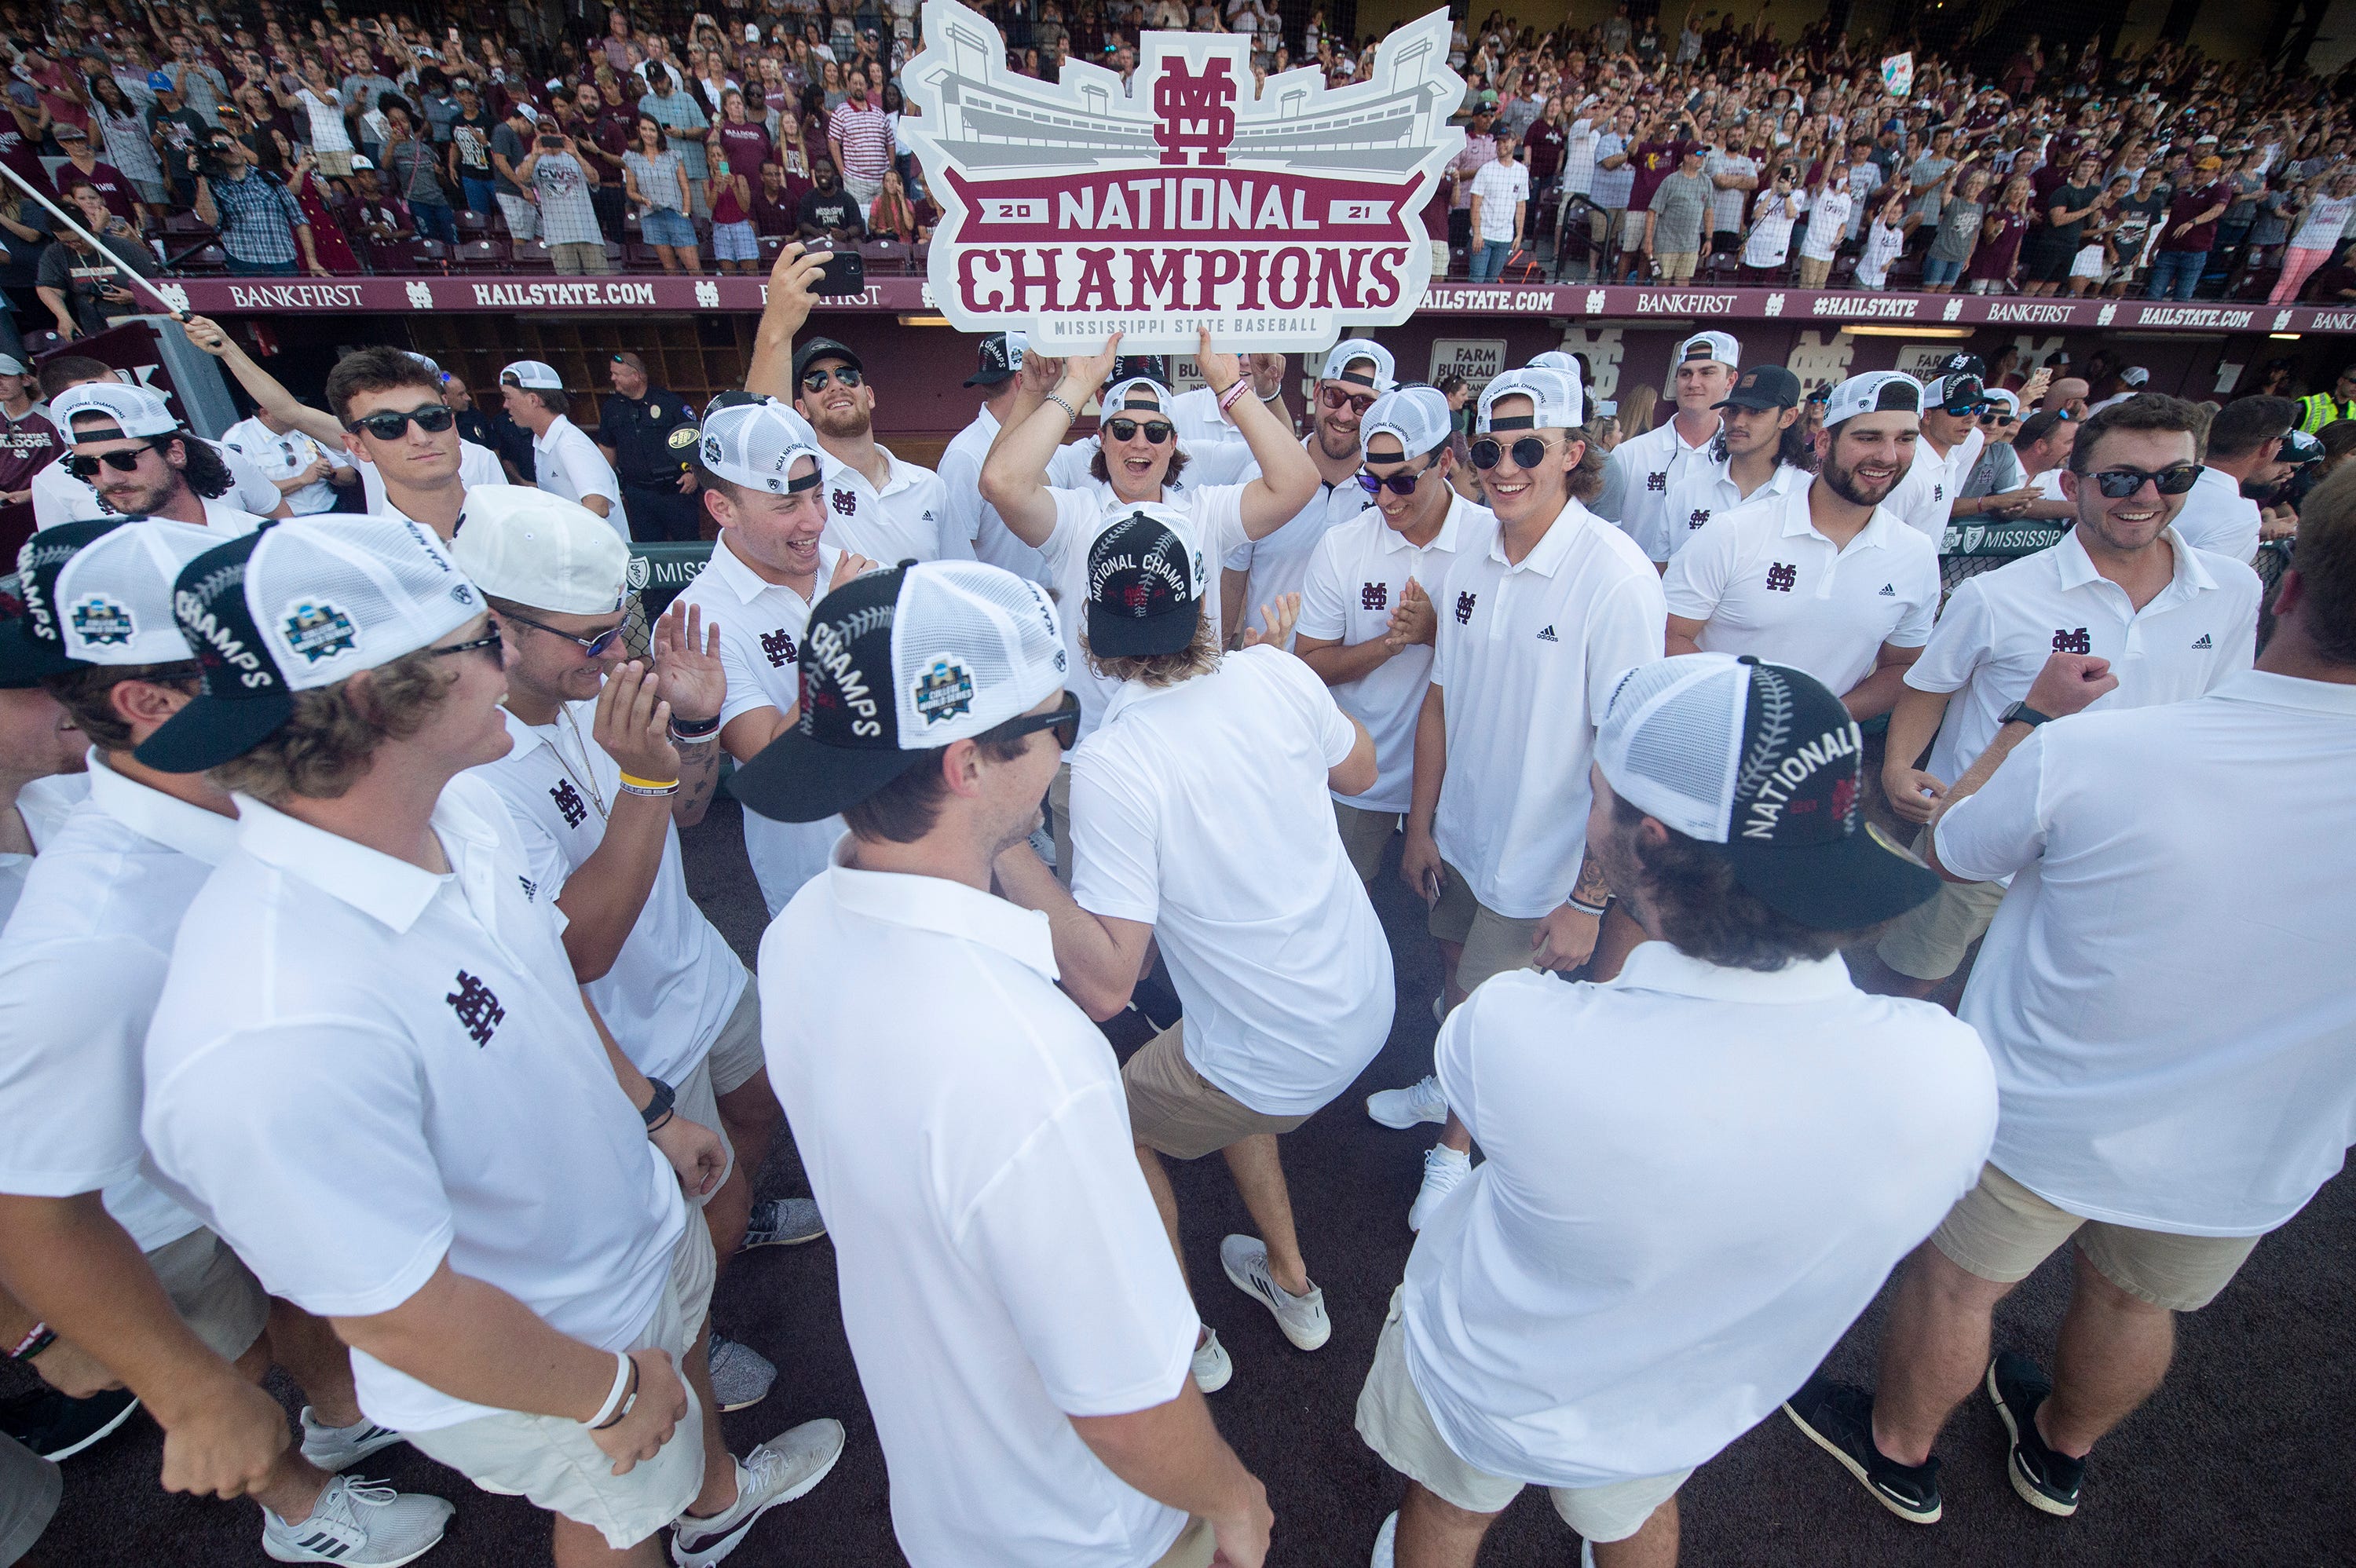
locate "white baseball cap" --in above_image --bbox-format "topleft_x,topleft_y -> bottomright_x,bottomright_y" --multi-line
1676,331 -> 1741,371
1361,386 -> 1454,459
697,398 -> 825,495
2120,365 -> 2149,387
1822,370 -> 1923,427
137,517 -> 485,773
1099,377 -> 1169,417
53,382 -> 178,440
5,517 -> 221,675
1527,349 -> 1582,375
500,360 -> 565,391
449,488 -> 630,616
1477,365 -> 1584,433
730,559 -> 1069,823
0,353 -> 27,375
1323,340 -> 1397,395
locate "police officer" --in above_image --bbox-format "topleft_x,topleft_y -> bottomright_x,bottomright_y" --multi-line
598,352 -> 704,543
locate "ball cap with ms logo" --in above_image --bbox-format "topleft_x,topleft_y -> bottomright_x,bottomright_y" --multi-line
136,517 -> 486,774
730,559 -> 1068,824
1595,652 -> 1939,929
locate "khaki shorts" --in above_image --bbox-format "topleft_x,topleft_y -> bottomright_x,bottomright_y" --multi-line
1428,859 -> 1542,997
147,1227 -> 270,1364
0,1432 -> 59,1566
675,1058 -> 736,1209
1123,1022 -> 1310,1161
1875,828 -> 2007,981
1355,1289 -> 1688,1542
1334,801 -> 1399,883
1619,208 -> 1648,252
1430,239 -> 1452,276
407,1218 -> 715,1549
1931,1164 -> 2263,1313
704,976 -> 765,1098
1656,250 -> 1699,283
1796,254 -> 1834,289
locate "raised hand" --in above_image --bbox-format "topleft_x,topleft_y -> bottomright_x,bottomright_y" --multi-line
829,550 -> 879,593
650,599 -> 725,728
591,659 -> 679,784
1244,353 -> 1287,400
765,239 -> 828,339
1194,326 -> 1242,394
1238,591 -> 1300,649
181,313 -> 231,355
1059,334 -> 1125,399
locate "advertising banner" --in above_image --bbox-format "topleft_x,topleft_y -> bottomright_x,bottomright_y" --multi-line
899,1 -> 1465,353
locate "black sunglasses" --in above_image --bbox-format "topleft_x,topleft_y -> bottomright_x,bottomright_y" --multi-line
1104,417 -> 1173,444
800,366 -> 862,392
2087,463 -> 2201,498
1359,458 -> 1436,496
993,689 -> 1080,751
346,404 -> 457,440
1469,435 -> 1560,470
431,626 -> 505,663
64,445 -> 156,478
1320,385 -> 1378,415
498,607 -> 626,658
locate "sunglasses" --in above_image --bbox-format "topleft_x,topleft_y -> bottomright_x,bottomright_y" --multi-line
1979,411 -> 2017,426
431,626 -> 505,663
1103,417 -> 1173,444
1359,459 -> 1436,496
1469,435 -> 1560,470
2087,463 -> 2200,498
1320,385 -> 1378,415
799,366 -> 862,392
345,404 -> 457,440
499,607 -> 626,658
993,689 -> 1080,751
64,444 -> 157,478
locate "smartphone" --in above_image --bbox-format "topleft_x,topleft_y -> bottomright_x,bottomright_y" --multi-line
538,135 -> 563,150
810,247 -> 865,295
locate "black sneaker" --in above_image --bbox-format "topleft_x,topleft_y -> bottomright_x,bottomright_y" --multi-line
1783,1374 -> 1944,1524
1987,1351 -> 2084,1516
0,1386 -> 141,1460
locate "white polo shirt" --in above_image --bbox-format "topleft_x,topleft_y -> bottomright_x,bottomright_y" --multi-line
818,445 -> 955,563
1662,481 -> 1940,697
668,530 -> 846,916
1401,951 -> 1996,1486
761,850 -> 1197,1568
471,703 -> 748,1087
1037,480 -> 1250,744
1883,426 -> 1985,541
221,415 -> 354,515
32,440 -> 283,528
0,755 -> 214,1254
1069,646 -> 1393,1116
1222,445 -> 1372,645
0,773 -> 86,930
1594,414 -> 1719,561
1430,499 -> 1667,919
1905,527 -> 2259,789
143,778 -> 686,1433
532,415 -> 629,539
1655,454 -> 1807,561
1934,671 -> 2356,1236
938,404 -> 1047,586
2167,463 -> 2263,564
359,440 -> 508,516
1297,492 -> 1485,814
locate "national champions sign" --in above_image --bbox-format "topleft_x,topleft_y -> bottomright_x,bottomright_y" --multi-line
901,2 -> 1466,353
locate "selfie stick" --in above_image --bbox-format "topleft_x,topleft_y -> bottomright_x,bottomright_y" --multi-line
0,159 -> 199,319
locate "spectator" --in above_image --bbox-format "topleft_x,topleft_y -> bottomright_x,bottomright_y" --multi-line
517,129 -> 610,274
1966,175 -> 2035,294
2148,155 -> 2234,300
49,126 -> 136,228
488,100 -> 539,242
1921,160 -> 1989,293
638,66 -> 712,215
708,148 -> 760,273
797,154 -> 865,242
752,161 -> 801,237
1467,133 -> 1527,283
86,75 -> 166,222
1742,163 -> 1804,277
383,103 -> 459,248
1643,142 -> 1714,286
192,132 -> 328,277
826,68 -> 893,207
624,115 -> 699,272
145,72 -> 211,209
866,166 -> 927,244
2273,169 -> 2356,304
445,81 -> 499,216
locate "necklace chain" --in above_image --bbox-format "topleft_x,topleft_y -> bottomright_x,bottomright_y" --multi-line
552,705 -> 609,821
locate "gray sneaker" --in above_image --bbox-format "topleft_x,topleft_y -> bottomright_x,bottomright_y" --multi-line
671,1419 -> 846,1567
705,1333 -> 777,1413
742,1197 -> 826,1249
298,1407 -> 407,1473
262,1475 -> 454,1566
1219,1234 -> 1330,1351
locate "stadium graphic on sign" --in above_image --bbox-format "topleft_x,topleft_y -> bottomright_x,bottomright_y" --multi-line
900,1 -> 1465,353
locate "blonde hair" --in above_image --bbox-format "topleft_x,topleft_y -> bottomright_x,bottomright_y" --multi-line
1081,603 -> 1223,688
209,648 -> 454,805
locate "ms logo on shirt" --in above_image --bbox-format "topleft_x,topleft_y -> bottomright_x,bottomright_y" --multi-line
1765,561 -> 1798,592
447,971 -> 506,1047
760,628 -> 799,667
831,488 -> 857,517
1454,590 -> 1477,625
2052,627 -> 2092,654
1646,470 -> 1667,492
1688,509 -> 1710,530
1361,581 -> 1388,611
550,779 -> 588,828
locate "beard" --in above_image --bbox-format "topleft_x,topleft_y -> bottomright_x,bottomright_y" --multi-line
808,400 -> 872,440
1822,451 -> 1898,508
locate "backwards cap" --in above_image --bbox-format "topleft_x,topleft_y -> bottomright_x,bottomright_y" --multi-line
697,398 -> 826,495
448,488 -> 630,616
53,382 -> 178,440
1323,340 -> 1398,395
1822,371 -> 1923,427
1477,365 -> 1584,433
1360,386 -> 1454,459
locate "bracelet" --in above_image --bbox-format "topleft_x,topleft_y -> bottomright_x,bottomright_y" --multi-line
645,1106 -> 675,1135
668,726 -> 717,747
1216,378 -> 1250,414
1044,390 -> 1079,423
1568,897 -> 1609,917
667,712 -> 721,739
639,1075 -> 675,1128
588,1351 -> 636,1430
617,773 -> 681,795
8,1322 -> 53,1361
1259,386 -> 1284,402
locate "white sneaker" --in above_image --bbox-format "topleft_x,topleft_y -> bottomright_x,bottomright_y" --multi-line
262,1475 -> 454,1566
670,1419 -> 846,1567
1407,1145 -> 1472,1232
1218,1235 -> 1330,1351
297,1408 -> 406,1474
705,1332 -> 777,1413
1191,1329 -> 1232,1394
1371,1510 -> 1398,1567
1365,1074 -> 1447,1130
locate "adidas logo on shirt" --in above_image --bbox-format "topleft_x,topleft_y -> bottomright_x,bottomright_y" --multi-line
1536,624 -> 1559,642
2192,633 -> 2213,649
1879,583 -> 1896,595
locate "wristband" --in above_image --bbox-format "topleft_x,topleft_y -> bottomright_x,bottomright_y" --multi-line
667,711 -> 720,739
639,1075 -> 675,1128
1259,386 -> 1284,403
617,773 -> 680,795
1044,390 -> 1079,423
588,1351 -> 635,1429
1568,898 -> 1609,917
1216,378 -> 1250,414
8,1322 -> 53,1362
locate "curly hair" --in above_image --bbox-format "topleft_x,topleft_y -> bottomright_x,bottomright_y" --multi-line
1611,795 -> 1886,970
1081,602 -> 1223,687
208,648 -> 455,805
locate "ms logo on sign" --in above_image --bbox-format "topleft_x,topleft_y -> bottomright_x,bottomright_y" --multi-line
1765,561 -> 1798,593
760,628 -> 799,667
2052,627 -> 2091,654
447,971 -> 506,1047
549,779 -> 587,828
1361,581 -> 1388,611
1154,57 -> 1236,166
1454,590 -> 1477,625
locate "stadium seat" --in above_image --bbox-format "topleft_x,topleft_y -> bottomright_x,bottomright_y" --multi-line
174,243 -> 228,274
452,238 -> 507,271
623,242 -> 671,272
455,210 -> 489,238
859,239 -> 907,274
509,240 -> 556,272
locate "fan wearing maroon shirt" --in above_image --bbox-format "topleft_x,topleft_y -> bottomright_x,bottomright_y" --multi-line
50,127 -> 137,225
713,91 -> 774,187
752,162 -> 803,239
2146,161 -> 2234,302
1623,116 -> 1699,280
0,355 -> 57,508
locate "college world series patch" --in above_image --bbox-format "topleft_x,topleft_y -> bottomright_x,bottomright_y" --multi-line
913,654 -> 975,725
282,600 -> 359,663
69,594 -> 135,645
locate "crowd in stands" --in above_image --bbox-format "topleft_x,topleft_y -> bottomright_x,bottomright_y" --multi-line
0,0 -> 2344,327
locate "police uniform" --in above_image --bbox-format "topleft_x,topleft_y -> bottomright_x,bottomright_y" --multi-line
599,388 -> 704,543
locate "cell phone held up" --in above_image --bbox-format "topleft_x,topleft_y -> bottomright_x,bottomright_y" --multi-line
807,244 -> 865,296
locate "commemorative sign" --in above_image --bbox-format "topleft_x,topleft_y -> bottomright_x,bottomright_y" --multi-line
900,2 -> 1465,353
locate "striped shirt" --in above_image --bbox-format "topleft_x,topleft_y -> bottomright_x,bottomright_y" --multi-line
826,100 -> 894,183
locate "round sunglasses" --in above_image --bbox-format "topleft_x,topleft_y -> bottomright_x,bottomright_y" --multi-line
1103,417 -> 1173,444
1359,459 -> 1438,496
1469,435 -> 1561,471
345,404 -> 458,440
